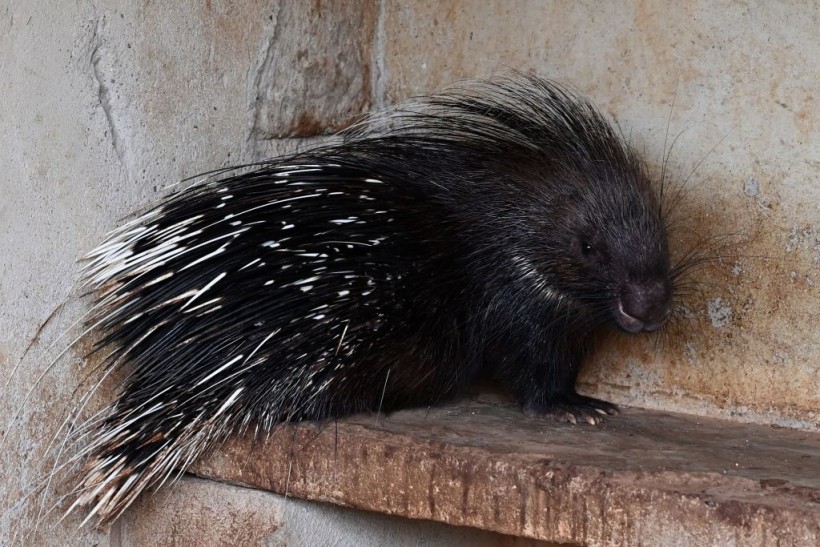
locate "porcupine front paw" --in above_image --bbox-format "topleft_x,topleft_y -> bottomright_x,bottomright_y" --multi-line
524,392 -> 619,425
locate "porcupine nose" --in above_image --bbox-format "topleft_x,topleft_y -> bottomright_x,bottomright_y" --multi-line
615,279 -> 672,333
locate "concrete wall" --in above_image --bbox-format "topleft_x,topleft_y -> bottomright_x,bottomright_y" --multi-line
1,0 -> 817,543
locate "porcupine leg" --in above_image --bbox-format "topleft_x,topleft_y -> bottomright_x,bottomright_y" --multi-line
496,334 -> 618,425
523,384 -> 619,425
540,392 -> 619,425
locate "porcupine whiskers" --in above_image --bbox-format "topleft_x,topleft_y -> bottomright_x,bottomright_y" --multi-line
650,108 -> 742,349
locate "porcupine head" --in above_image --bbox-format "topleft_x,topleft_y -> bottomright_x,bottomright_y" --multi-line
489,134 -> 672,423
63,76 -> 675,527
444,81 -> 674,422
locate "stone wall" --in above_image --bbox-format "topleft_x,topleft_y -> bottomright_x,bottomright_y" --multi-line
1,1 -> 817,543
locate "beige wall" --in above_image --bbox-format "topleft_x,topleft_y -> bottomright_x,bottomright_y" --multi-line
1,1 -> 817,543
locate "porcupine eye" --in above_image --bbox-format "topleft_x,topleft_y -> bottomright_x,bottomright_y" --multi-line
577,237 -> 598,260
576,237 -> 608,267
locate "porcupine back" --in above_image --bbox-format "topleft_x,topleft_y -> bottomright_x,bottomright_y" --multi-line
70,75 -> 666,524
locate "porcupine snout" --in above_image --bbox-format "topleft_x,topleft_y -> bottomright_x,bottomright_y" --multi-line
615,278 -> 672,333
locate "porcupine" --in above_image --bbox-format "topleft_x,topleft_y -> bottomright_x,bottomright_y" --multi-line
69,74 -> 674,525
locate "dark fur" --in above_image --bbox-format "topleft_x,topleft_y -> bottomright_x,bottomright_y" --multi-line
72,75 -> 672,524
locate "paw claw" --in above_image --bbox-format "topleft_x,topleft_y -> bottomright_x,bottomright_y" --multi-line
524,394 -> 619,425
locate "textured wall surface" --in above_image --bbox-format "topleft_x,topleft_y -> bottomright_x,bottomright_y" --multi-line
1,0 -> 817,544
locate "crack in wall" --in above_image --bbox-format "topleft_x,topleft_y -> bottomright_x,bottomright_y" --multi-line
246,8 -> 284,159
89,16 -> 128,176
